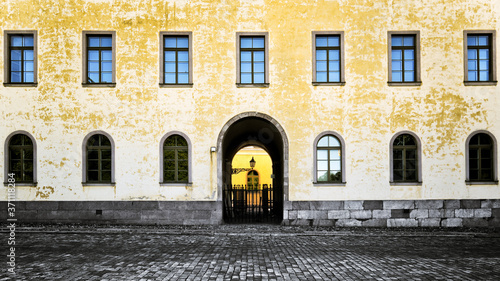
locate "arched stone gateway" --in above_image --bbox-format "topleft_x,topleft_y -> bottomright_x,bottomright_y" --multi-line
217,112 -> 289,224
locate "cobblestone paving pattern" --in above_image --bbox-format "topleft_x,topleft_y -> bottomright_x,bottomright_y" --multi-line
2,229 -> 500,280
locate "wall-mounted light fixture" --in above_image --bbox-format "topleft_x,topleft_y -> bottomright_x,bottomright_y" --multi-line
210,146 -> 216,152
249,157 -> 256,169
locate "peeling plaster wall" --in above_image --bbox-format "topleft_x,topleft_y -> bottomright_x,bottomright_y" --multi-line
1,0 -> 499,203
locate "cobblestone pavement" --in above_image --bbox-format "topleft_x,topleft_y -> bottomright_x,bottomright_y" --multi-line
2,225 -> 500,280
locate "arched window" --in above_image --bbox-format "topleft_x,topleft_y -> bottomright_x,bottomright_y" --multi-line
315,133 -> 344,183
391,132 -> 421,183
161,133 -> 190,183
83,132 -> 114,184
5,132 -> 36,184
467,131 -> 497,182
247,170 -> 259,189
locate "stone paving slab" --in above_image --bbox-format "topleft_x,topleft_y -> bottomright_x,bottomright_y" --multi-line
1,224 -> 500,280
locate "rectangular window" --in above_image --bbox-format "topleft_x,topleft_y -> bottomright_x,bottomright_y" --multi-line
236,32 -> 269,87
82,31 -> 116,86
159,32 -> 192,87
312,31 -> 345,85
464,31 -> 497,85
388,31 -> 421,86
4,30 -> 37,86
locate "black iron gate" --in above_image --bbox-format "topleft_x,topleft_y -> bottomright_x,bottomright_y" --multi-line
223,184 -> 277,223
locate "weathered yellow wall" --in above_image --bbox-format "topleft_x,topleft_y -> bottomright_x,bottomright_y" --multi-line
231,146 -> 273,187
1,0 -> 499,201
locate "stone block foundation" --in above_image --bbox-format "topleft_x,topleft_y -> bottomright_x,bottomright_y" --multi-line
283,199 -> 500,228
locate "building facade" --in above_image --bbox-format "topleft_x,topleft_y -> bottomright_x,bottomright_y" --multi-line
1,0 -> 500,227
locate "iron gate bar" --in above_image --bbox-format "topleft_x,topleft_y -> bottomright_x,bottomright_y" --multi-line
223,184 -> 275,223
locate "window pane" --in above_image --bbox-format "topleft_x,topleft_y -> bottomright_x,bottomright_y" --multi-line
317,171 -> 328,182
328,136 -> 340,146
101,171 -> 111,181
11,149 -> 22,159
481,148 -> 491,159
393,149 -> 403,159
316,72 -> 327,82
88,37 -> 100,47
317,136 -> 329,147
101,61 -> 112,72
87,72 -> 99,83
469,148 -> 478,159
101,37 -> 112,47
253,37 -> 264,48
165,73 -> 176,83
24,61 -> 34,71
254,51 -> 264,62
102,161 -> 112,170
468,60 -> 477,71
405,60 -> 414,71
404,71 -> 414,82
178,73 -> 189,83
11,61 -> 21,72
178,171 -> 188,182
392,71 -> 402,82
88,61 -> 99,72
241,37 -> 252,48
254,62 -> 264,72
165,51 -> 176,61
241,51 -> 252,62
392,60 -> 402,71
470,158 -> 478,169
468,71 -> 477,81
328,36 -> 339,47
316,36 -> 327,47
11,50 -> 22,60
101,72 -> 112,83
11,72 -> 21,81
317,160 -> 328,170
479,71 -> 489,81
241,62 -> 252,73
468,49 -> 477,60
254,73 -> 265,83
178,62 -> 189,73
164,160 -> 175,170
316,61 -> 327,71
392,49 -> 402,60
24,72 -> 34,83
329,50 -> 339,60
393,169 -> 403,181
403,36 -> 414,46
102,50 -> 112,61
479,134 -> 491,145
241,73 -> 252,83
406,170 -> 416,181
393,159 -> 403,170
467,36 -> 477,46
317,149 -> 328,160
178,51 -> 188,62
479,49 -> 489,60
479,60 -> 489,71
392,36 -> 403,46
406,159 -> 416,169
316,50 -> 327,61
329,61 -> 340,71
88,171 -> 99,181
177,37 -> 189,48
478,36 -> 489,46
24,50 -> 34,61
329,72 -> 340,82
470,169 -> 478,180
88,50 -> 99,60
11,36 -> 23,46
330,149 -> 340,160
165,37 -> 177,48
24,35 -> 34,47
101,150 -> 112,159
88,160 -> 99,170
165,62 -> 176,72
164,170 -> 175,181
404,49 -> 414,60
330,161 -> 341,171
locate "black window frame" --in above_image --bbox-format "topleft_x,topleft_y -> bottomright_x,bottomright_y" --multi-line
312,31 -> 345,86
236,32 -> 269,87
466,131 -> 498,184
314,133 -> 345,184
3,30 -> 38,87
7,134 -> 35,184
82,31 -> 116,87
82,131 -> 115,185
464,30 -> 497,86
388,31 -> 421,86
162,134 -> 189,183
159,31 -> 193,87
